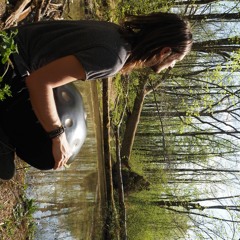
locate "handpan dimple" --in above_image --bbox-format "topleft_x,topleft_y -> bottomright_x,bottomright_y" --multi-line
65,118 -> 73,127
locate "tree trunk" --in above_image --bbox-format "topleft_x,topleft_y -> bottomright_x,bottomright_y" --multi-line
120,78 -> 148,165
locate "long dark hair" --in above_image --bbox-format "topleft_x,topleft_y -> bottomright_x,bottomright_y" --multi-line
121,12 -> 193,72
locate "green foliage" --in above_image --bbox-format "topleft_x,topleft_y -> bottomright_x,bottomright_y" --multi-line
1,195 -> 36,240
0,30 -> 18,65
96,0 -> 240,239
110,0 -> 173,22
129,150 -> 145,175
127,192 -> 189,240
0,83 -> 11,101
0,29 -> 18,101
110,72 -> 139,125
110,2 -> 240,240
110,73 -> 126,125
229,49 -> 240,72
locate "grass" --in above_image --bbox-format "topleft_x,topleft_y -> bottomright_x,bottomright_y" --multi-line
0,159 -> 36,240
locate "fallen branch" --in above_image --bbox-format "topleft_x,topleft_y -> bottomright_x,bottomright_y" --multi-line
4,0 -> 32,28
3,0 -> 67,28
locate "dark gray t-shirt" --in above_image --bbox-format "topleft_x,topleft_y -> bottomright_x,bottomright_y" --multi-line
14,20 -> 130,79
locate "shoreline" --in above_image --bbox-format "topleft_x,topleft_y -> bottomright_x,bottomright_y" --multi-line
90,80 -> 107,239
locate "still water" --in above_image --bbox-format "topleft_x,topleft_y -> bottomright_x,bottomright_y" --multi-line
26,81 -> 102,240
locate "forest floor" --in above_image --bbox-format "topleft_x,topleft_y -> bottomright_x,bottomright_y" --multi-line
0,157 -> 35,239
0,2 -> 35,239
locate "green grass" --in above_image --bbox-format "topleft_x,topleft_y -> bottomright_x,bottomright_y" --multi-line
0,29 -> 18,101
1,195 -> 36,240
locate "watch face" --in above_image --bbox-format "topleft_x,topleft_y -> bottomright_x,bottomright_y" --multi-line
54,83 -> 87,164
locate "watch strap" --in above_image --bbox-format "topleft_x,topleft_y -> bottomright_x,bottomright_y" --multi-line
47,126 -> 65,139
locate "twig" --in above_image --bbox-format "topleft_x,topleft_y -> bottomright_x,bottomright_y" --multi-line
4,0 -> 32,28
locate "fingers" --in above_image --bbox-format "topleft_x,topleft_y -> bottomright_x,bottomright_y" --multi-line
52,133 -> 72,170
54,153 -> 72,170
53,158 -> 67,170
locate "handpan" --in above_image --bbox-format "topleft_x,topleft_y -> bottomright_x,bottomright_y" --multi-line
0,82 -> 87,169
54,83 -> 87,164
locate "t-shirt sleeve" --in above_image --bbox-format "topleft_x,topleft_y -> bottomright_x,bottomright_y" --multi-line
74,46 -> 123,80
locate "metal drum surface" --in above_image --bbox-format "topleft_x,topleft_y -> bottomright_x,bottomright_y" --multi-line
54,83 -> 87,164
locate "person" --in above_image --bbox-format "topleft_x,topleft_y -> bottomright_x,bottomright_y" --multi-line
0,12 -> 193,180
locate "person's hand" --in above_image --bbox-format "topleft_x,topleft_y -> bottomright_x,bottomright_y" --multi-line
51,133 -> 72,170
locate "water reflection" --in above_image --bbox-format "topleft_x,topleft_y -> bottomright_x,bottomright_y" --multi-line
26,81 -> 99,240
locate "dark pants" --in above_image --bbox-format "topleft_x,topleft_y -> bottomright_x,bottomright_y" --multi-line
0,65 -> 55,170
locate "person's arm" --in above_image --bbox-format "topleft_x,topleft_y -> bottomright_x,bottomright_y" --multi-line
25,55 -> 86,169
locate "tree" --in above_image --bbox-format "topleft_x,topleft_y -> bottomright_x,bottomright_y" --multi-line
111,1 -> 240,239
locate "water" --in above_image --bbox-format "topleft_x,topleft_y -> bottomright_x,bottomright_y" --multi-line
26,2 -> 103,239
26,81 -> 101,240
